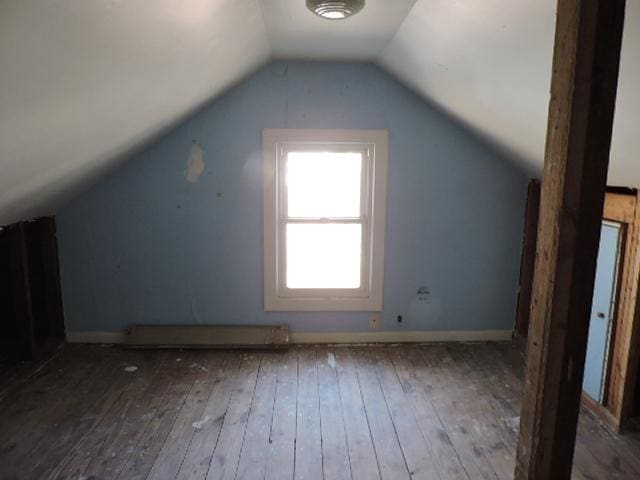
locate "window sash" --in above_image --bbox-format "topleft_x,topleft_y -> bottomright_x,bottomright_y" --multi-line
279,144 -> 372,221
277,219 -> 371,298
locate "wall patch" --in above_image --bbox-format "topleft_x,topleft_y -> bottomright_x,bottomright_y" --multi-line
185,143 -> 205,183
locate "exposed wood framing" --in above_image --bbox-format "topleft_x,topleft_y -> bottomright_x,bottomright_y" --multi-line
603,192 -> 636,224
606,191 -> 640,427
514,0 -> 626,478
1,217 -> 66,361
516,189 -> 640,431
516,188 -> 632,342
515,179 -> 541,338
6,224 -> 37,359
30,218 -> 65,340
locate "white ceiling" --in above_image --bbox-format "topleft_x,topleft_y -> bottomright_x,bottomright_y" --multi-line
1,0 -> 639,225
0,0 -> 270,225
262,0 -> 417,60
379,0 -> 640,185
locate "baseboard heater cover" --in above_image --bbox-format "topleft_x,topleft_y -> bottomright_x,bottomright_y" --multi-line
124,325 -> 290,349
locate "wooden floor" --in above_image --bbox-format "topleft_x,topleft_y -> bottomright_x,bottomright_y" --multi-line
1,343 -> 640,480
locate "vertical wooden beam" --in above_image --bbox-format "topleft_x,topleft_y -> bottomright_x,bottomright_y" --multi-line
7,224 -> 37,360
37,217 -> 66,339
515,179 -> 541,338
515,1 -> 626,479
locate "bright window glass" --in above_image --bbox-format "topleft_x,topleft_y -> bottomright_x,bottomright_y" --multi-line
286,151 -> 362,218
286,223 -> 362,289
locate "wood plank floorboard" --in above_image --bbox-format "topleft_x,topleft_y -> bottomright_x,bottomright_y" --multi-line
235,352 -> 279,480
1,342 -> 639,480
316,347 -> 350,480
353,348 -> 410,480
409,346 -> 501,479
294,348 -> 323,480
205,352 -> 262,480
264,349 -> 297,480
333,348 -> 380,480
118,351 -> 213,480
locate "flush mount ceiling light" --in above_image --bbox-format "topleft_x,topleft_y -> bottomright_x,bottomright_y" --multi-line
306,0 -> 365,20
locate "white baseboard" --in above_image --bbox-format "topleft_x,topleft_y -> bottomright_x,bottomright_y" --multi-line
290,330 -> 513,344
66,329 -> 512,345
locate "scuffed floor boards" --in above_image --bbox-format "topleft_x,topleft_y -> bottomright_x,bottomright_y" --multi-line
125,325 -> 290,349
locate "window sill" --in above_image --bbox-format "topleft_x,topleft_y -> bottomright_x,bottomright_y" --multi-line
264,296 -> 382,311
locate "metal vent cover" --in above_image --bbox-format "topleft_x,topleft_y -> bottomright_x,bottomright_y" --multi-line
306,0 -> 365,20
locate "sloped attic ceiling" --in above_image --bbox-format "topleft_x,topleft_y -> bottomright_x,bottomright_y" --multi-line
0,0 -> 638,226
379,0 -> 640,185
0,0 -> 270,226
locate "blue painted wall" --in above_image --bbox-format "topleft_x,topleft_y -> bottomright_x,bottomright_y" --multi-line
56,62 -> 528,334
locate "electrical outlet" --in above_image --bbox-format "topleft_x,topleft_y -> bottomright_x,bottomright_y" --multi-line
416,286 -> 431,304
369,313 -> 380,329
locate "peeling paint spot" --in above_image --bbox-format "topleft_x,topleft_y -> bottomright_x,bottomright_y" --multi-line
185,143 -> 205,183
124,365 -> 138,372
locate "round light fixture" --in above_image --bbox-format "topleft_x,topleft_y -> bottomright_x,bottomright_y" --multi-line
306,0 -> 365,20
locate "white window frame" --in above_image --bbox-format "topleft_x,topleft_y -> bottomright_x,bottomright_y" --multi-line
263,129 -> 388,311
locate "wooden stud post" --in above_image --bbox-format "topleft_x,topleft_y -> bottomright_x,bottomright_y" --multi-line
7,223 -> 37,360
515,1 -> 626,479
515,179 -> 541,338
37,217 -> 66,339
